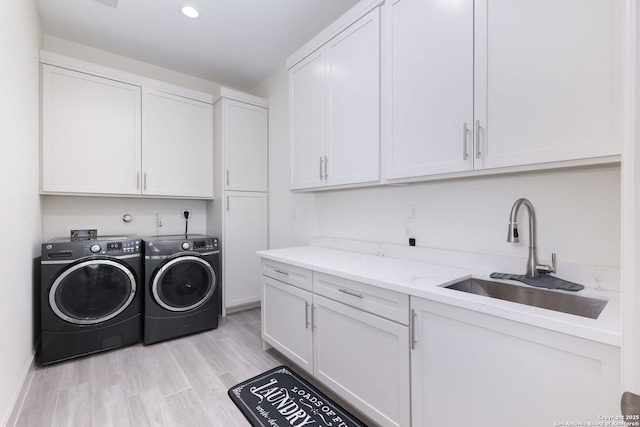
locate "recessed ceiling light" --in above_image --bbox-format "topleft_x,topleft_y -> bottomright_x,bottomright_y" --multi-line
180,5 -> 200,18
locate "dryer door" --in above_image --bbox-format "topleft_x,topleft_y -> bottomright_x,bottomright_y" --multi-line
50,259 -> 137,325
152,255 -> 216,312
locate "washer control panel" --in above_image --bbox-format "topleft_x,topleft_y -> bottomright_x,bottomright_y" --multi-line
83,239 -> 141,255
43,236 -> 141,260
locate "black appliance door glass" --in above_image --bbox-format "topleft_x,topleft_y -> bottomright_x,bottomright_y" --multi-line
50,259 -> 136,325
152,256 -> 215,312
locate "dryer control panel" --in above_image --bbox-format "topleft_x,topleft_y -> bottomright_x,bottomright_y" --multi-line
43,236 -> 141,261
191,238 -> 218,251
144,235 -> 220,257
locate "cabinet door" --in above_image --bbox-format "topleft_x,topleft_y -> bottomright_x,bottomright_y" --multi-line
411,297 -> 621,427
476,0 -> 624,169
385,0 -> 474,179
290,51 -> 326,190
224,99 -> 268,192
325,8 -> 381,186
41,64 -> 141,195
313,294 -> 410,427
223,192 -> 268,308
142,89 -> 213,198
262,276 -> 313,374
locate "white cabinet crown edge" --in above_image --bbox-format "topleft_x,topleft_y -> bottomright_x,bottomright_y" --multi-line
40,50 -> 213,104
286,0 -> 384,70
214,87 -> 268,108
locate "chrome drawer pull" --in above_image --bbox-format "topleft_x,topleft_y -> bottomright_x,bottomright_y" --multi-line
274,269 -> 289,276
338,288 -> 363,298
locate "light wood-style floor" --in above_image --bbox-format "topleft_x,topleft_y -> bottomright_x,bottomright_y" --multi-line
13,309 -> 295,427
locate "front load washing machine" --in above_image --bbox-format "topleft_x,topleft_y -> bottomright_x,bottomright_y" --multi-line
40,236 -> 143,364
143,235 -> 221,344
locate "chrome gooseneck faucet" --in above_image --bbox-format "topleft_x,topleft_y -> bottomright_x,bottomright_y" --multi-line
507,198 -> 555,278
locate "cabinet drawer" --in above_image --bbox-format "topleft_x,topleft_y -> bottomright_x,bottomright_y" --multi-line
313,272 -> 409,325
261,259 -> 312,291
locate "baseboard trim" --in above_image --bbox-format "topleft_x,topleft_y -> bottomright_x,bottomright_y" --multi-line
225,301 -> 261,315
5,353 -> 37,427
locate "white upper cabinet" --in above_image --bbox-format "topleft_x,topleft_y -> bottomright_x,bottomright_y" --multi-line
223,98 -> 268,192
385,0 -> 625,181
477,0 -> 624,169
41,56 -> 214,198
290,7 -> 381,190
41,64 -> 142,195
385,0 -> 474,178
142,89 -> 213,198
290,51 -> 326,189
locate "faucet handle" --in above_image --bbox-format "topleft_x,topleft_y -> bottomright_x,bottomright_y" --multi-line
536,253 -> 557,275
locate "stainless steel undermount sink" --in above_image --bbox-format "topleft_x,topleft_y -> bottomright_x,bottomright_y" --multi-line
444,278 -> 608,319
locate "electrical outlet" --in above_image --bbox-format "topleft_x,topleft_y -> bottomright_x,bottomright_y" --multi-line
181,209 -> 192,218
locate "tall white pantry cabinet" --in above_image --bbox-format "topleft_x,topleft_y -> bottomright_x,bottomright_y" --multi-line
208,88 -> 268,313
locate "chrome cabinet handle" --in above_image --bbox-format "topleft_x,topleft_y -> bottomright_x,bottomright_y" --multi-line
338,288 -> 363,298
311,304 -> 316,329
319,157 -> 324,180
305,301 -> 310,329
226,195 -> 229,211
411,309 -> 417,350
274,269 -> 289,276
143,172 -> 147,190
226,169 -> 230,186
136,172 -> 140,190
462,123 -> 469,160
475,120 -> 482,159
324,156 -> 329,179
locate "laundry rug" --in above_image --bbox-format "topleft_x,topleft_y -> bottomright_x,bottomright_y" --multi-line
228,365 -> 368,427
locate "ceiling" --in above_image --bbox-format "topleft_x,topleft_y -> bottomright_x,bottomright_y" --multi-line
35,0 -> 360,90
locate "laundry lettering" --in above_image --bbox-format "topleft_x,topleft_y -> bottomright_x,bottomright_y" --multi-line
250,379 -> 316,427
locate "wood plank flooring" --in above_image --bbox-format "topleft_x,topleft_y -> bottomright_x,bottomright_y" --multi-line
13,309 -> 292,427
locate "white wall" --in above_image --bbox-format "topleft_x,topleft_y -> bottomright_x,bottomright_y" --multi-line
253,67 -> 621,268
41,196 -> 207,241
315,166 -> 621,267
43,35 -> 220,95
252,66 -> 319,249
0,0 -> 42,425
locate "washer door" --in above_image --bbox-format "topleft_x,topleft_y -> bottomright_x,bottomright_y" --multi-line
49,259 -> 137,325
152,255 -> 216,312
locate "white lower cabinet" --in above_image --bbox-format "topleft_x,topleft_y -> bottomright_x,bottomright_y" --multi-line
410,297 -> 621,427
261,262 -> 410,427
262,276 -> 313,374
262,260 -> 621,427
313,294 -> 410,427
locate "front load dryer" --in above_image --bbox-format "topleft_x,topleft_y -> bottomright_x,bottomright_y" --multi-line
143,235 -> 221,344
40,235 -> 143,364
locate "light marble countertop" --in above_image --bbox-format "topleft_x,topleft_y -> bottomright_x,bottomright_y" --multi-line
257,245 -> 621,347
